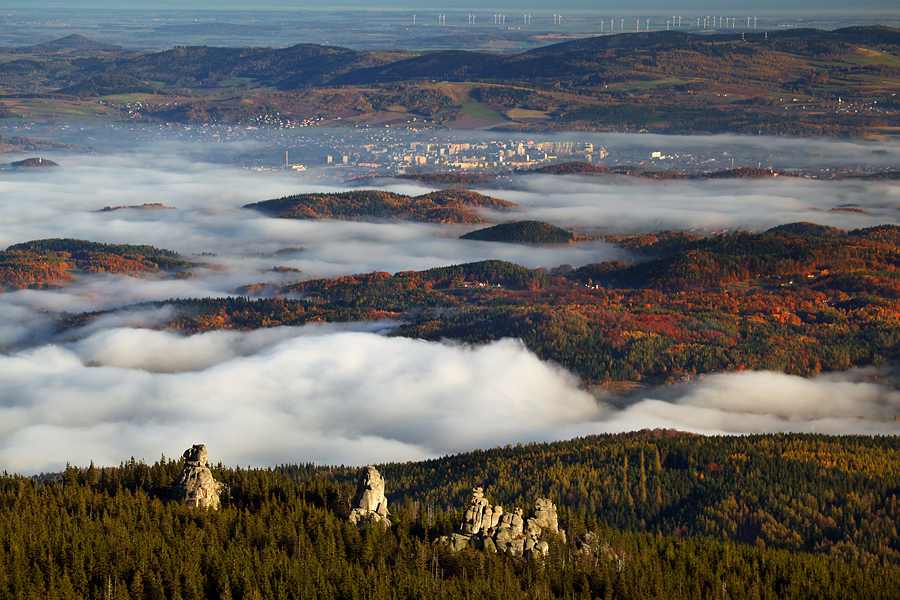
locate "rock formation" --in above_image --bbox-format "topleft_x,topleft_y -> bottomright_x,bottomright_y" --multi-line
171,444 -> 226,509
441,488 -> 564,557
348,466 -> 391,526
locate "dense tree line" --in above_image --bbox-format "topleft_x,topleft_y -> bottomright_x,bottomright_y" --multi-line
460,221 -> 575,245
63,224 -> 900,385
473,86 -> 556,111
374,432 -> 900,568
7,239 -> 180,259
2,433 -> 899,599
1,239 -> 195,290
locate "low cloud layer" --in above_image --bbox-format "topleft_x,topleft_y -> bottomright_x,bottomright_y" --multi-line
588,370 -> 900,436
503,174 -> 900,233
1,130 -> 900,473
0,327 -> 604,472
2,325 -> 899,474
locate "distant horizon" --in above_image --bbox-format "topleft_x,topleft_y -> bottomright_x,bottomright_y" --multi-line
0,0 -> 898,18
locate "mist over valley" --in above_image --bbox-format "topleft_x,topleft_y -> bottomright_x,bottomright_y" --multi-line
2,7 -> 900,597
2,127 -> 900,474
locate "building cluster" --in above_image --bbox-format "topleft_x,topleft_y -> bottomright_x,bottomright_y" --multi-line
325,136 -> 604,172
7,120 -> 896,179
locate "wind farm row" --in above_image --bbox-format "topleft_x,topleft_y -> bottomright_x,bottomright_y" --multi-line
415,13 -> 788,32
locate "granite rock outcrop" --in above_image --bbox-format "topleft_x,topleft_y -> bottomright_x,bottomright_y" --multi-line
348,466 -> 391,526
170,444 -> 226,509
441,487 -> 564,557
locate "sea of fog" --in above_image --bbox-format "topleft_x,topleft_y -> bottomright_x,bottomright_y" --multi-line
1,129 -> 900,473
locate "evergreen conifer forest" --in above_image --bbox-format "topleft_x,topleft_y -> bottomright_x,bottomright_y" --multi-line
2,432 -> 899,599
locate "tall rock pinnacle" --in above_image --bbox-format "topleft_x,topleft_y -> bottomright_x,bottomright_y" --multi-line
171,444 -> 226,509
348,466 -> 391,526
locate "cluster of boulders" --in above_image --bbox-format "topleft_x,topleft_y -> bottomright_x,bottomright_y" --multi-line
169,455 -> 560,560
170,444 -> 226,509
441,487 -> 564,557
348,466 -> 392,527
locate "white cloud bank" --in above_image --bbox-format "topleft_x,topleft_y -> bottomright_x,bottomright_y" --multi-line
2,133 -> 900,474
0,327 -> 603,473
1,325 -> 898,475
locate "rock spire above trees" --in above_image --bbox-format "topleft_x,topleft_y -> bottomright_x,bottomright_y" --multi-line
348,466 -> 391,526
170,444 -> 226,509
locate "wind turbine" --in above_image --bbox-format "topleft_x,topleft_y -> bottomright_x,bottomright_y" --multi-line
600,19 -> 604,32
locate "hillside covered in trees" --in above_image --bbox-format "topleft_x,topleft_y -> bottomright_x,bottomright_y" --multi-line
60,223 -> 900,385
244,189 -> 516,224
460,221 -> 576,245
0,238 -> 196,290
1,432 -> 898,599
2,27 -> 899,136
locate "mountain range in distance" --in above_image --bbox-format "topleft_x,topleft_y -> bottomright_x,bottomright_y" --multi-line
1,26 -> 898,136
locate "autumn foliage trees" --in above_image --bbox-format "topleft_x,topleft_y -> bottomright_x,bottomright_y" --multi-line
244,189 -> 516,224
0,238 -> 195,290
20,223 -> 900,385
58,223 -> 900,385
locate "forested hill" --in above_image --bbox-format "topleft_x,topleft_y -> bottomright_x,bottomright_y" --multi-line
4,27 -> 899,135
64,223 -> 900,385
2,432 -> 899,599
103,43 -> 402,89
373,432 -> 900,566
460,220 -> 575,245
1,238 -> 196,291
522,25 -> 900,56
90,25 -> 900,89
244,189 -> 516,224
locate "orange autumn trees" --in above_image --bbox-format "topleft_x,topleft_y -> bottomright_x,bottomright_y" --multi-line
1,238 -> 197,290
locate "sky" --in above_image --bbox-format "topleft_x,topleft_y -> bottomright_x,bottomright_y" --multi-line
2,130 -> 900,474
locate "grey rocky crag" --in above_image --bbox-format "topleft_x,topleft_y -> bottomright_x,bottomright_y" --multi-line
170,444 -> 226,509
348,466 -> 391,527
441,487 -> 565,557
